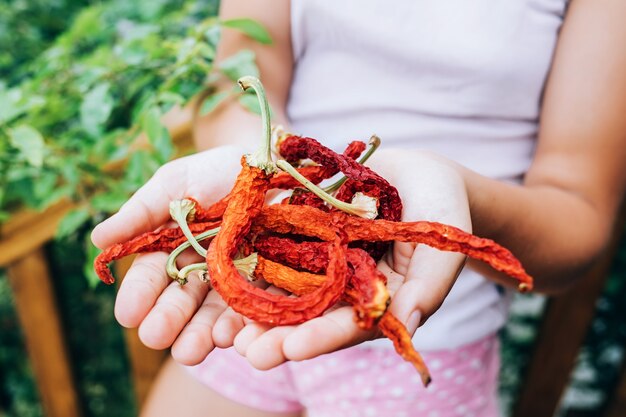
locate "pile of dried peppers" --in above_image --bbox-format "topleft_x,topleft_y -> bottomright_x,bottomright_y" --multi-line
95,76 -> 533,387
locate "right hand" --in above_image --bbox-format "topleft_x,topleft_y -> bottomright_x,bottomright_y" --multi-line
91,145 -> 247,364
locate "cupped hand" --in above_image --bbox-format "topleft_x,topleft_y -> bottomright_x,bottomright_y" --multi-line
93,146 -> 470,370
233,149 -> 471,370
91,145 -> 249,364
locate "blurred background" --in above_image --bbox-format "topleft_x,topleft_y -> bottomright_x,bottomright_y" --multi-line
0,1 -> 625,416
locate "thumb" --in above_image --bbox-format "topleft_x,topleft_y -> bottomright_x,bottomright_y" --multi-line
91,146 -> 242,249
382,246 -> 466,332
91,162 -> 182,249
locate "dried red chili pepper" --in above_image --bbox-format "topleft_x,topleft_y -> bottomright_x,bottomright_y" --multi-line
205,76 -> 350,325
378,313 -> 431,386
254,235 -> 388,328
275,135 -> 401,260
94,220 -> 220,284
94,135 -> 368,285
277,134 -> 402,220
253,254 -> 324,295
285,187 -> 330,211
190,140 -> 367,222
252,242 -> 431,387
254,204 -> 533,291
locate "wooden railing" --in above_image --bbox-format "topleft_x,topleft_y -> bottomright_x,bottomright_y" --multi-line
0,109 -> 194,417
1,114 -> 625,416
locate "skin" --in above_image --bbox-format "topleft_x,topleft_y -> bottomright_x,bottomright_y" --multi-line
90,0 -> 626,415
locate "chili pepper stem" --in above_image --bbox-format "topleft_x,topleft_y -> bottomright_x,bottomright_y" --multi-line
169,199 -> 208,257
165,226 -> 221,284
177,253 -> 259,283
276,159 -> 379,219
238,76 -> 276,174
323,135 -> 381,194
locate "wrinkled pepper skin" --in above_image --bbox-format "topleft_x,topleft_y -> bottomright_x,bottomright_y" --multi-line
206,160 -> 350,325
255,204 -> 533,291
95,220 -> 220,284
253,237 -> 431,386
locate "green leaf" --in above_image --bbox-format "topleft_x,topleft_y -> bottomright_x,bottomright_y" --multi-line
142,107 -> 173,163
80,83 -> 114,137
33,171 -> 58,201
90,192 -> 129,213
157,91 -> 185,106
221,18 -> 272,45
0,87 -> 45,125
204,25 -> 221,47
56,207 -> 91,239
124,150 -> 160,192
239,94 -> 264,116
200,91 -> 229,115
38,185 -> 73,210
218,50 -> 259,81
9,125 -> 46,168
157,91 -> 185,113
116,42 -> 148,65
142,106 -> 163,144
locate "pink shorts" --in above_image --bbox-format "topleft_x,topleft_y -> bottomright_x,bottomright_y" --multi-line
186,334 -> 500,417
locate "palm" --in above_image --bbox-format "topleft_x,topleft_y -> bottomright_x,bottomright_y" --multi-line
91,146 -> 244,363
235,149 -> 470,368
91,147 -> 470,369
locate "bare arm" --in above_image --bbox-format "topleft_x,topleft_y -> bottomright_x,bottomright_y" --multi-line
466,0 -> 626,292
193,0 -> 293,151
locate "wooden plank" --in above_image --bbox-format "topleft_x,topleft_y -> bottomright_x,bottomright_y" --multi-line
6,249 -> 82,417
0,110 -> 194,268
0,201 -> 75,268
606,360 -> 626,417
513,213 -> 626,417
123,327 -> 167,409
114,256 -> 167,409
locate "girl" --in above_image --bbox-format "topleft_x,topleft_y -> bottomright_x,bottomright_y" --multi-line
92,0 -> 626,415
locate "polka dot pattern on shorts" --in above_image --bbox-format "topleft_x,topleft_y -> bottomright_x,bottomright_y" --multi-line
186,334 -> 501,417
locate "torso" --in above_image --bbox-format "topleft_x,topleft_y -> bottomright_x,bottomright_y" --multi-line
287,0 -> 568,350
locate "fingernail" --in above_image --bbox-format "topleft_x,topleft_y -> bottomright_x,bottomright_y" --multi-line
407,311 -> 421,333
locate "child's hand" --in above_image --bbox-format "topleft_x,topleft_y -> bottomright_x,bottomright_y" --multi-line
231,149 -> 471,369
91,145 -> 247,363
92,147 -> 469,369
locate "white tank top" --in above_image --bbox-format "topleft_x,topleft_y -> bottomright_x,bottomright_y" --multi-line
287,0 -> 568,350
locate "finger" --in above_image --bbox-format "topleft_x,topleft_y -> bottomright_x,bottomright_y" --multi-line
171,289 -> 229,365
376,256 -> 404,296
91,164 -> 185,249
281,307 -> 376,362
212,283 -> 283,349
91,147 -> 242,249
245,326 -> 296,370
114,252 -> 172,328
211,306 -> 246,349
233,322 -> 272,356
138,271 -> 211,350
390,246 -> 465,327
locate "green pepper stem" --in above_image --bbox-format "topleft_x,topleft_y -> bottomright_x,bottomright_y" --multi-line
238,76 -> 276,174
323,135 -> 381,193
169,199 -> 207,257
276,159 -> 378,219
165,226 -> 221,284
176,253 -> 259,283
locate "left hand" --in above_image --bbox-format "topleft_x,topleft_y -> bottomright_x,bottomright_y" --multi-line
226,149 -> 471,369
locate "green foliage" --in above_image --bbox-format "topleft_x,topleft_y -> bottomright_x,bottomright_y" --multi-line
558,227 -> 626,416
221,18 -> 273,45
47,234 -> 137,417
0,0 -> 96,84
0,0 -> 267,241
